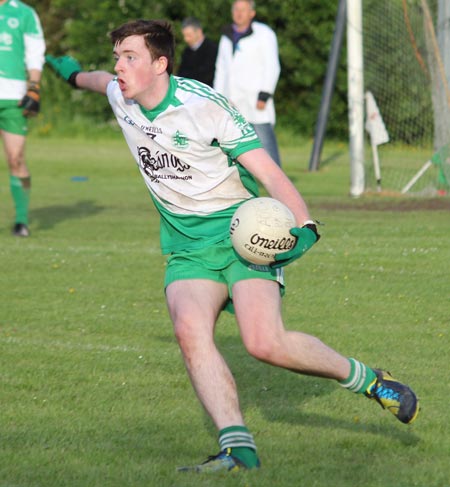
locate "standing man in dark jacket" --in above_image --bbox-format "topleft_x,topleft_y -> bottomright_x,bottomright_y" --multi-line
178,17 -> 218,87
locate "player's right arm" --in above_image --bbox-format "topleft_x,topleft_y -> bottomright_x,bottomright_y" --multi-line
46,55 -> 113,95
74,71 -> 114,94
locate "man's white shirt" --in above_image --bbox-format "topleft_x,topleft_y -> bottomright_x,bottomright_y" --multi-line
214,21 -> 280,125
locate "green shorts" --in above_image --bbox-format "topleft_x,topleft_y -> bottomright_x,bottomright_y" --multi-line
165,237 -> 285,313
0,101 -> 28,135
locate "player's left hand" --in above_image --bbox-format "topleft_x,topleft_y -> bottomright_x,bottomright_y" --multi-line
18,81 -> 40,117
271,223 -> 320,268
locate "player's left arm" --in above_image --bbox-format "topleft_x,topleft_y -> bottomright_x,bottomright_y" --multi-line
238,148 -> 310,224
238,148 -> 320,267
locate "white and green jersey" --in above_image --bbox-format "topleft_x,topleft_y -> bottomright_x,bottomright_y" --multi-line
0,0 -> 45,100
107,76 -> 262,254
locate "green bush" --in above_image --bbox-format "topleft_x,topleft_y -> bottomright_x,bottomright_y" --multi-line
32,0 -> 347,138
30,0 -> 438,142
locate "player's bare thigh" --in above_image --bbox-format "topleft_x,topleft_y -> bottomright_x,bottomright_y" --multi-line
232,278 -> 285,346
1,130 -> 28,176
166,278 -> 229,336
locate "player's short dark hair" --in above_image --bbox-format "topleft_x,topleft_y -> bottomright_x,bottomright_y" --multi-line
110,19 -> 175,75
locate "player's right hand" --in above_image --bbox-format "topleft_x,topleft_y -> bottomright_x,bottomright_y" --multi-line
45,55 -> 82,87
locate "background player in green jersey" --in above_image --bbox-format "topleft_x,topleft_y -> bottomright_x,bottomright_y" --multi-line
0,0 -> 45,237
46,19 -> 419,473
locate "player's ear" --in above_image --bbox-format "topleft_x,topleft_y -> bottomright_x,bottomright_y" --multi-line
155,56 -> 168,74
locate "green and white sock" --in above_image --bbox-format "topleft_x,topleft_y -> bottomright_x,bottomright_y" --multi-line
219,426 -> 259,468
339,358 -> 376,394
10,176 -> 31,225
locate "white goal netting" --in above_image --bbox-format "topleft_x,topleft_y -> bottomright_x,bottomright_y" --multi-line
362,0 -> 450,195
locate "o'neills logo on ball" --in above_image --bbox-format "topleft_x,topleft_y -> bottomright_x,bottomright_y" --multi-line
249,233 -> 296,250
230,217 -> 240,235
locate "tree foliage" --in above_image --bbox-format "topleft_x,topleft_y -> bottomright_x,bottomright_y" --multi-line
29,0 -> 348,137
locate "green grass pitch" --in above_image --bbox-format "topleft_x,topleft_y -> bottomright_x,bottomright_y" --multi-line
0,136 -> 449,486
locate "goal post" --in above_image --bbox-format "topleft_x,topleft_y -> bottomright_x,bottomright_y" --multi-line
347,0 -> 450,196
401,142 -> 450,194
347,0 -> 365,197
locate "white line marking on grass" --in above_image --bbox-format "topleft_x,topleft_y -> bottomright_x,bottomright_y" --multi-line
1,336 -> 143,354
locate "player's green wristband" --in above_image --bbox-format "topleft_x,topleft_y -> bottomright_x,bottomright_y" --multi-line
45,55 -> 82,87
271,225 -> 320,268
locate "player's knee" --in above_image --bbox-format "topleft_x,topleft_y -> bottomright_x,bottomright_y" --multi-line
173,319 -> 204,350
242,333 -> 280,363
7,154 -> 25,172
173,320 -> 190,346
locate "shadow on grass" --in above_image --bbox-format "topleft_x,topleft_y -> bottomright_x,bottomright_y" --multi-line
30,200 -> 106,230
283,150 -> 345,187
270,409 -> 419,446
237,362 -> 419,446
320,150 -> 345,168
157,333 -> 420,447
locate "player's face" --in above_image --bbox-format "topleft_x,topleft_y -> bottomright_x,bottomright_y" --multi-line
232,1 -> 255,30
113,35 -> 164,101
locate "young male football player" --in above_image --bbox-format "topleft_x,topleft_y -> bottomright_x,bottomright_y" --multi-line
46,19 -> 419,473
0,0 -> 45,236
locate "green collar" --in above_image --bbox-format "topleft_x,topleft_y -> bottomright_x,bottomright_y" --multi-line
139,75 -> 182,122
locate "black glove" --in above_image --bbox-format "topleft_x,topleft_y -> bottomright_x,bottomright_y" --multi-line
19,81 -> 40,117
